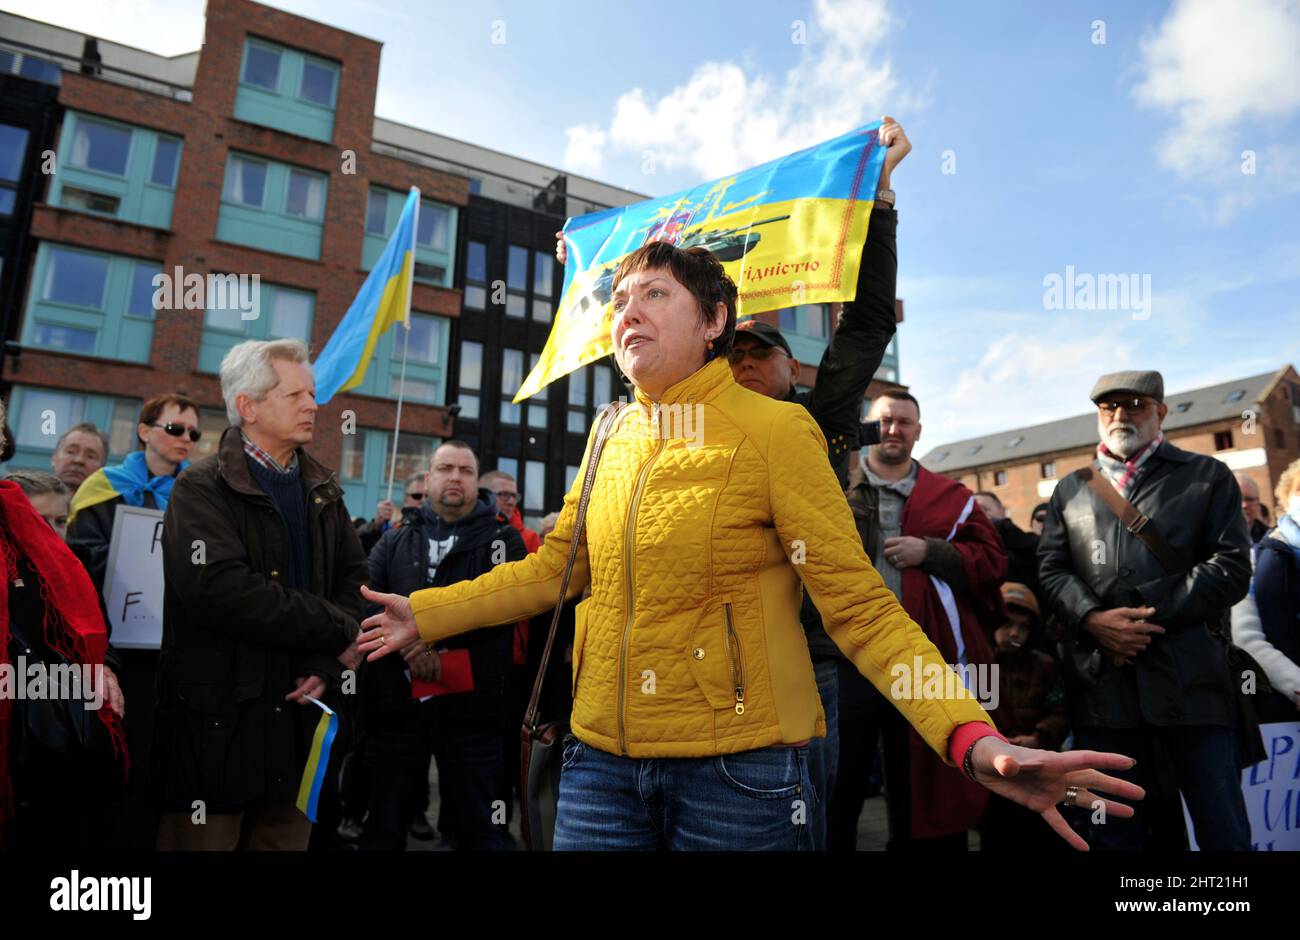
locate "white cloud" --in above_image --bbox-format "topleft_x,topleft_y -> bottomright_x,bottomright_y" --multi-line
2,0 -> 205,56
565,0 -> 912,180
1134,0 -> 1300,221
563,123 -> 608,174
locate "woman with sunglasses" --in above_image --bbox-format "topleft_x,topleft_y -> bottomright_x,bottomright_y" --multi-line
68,393 -> 202,591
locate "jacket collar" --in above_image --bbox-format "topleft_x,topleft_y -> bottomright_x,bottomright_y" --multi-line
631,356 -> 735,409
217,426 -> 335,498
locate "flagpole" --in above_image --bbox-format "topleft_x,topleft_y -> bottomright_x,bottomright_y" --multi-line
385,187 -> 419,503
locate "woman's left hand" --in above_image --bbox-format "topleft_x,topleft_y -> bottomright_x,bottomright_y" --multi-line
969,737 -> 1145,851
357,584 -> 420,661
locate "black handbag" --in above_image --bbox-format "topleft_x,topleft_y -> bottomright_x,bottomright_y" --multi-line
6,613 -> 123,790
520,401 -> 622,851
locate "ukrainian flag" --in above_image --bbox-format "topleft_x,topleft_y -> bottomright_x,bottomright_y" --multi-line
314,187 -> 419,404
516,123 -> 888,401
296,696 -> 339,824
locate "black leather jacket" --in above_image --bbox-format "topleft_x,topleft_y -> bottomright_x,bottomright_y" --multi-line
1037,439 -> 1251,728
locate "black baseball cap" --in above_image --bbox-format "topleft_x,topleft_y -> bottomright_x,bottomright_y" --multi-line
734,318 -> 793,357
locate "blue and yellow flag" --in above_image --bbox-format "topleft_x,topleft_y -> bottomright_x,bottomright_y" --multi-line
514,122 -> 888,401
295,695 -> 339,824
314,187 -> 419,404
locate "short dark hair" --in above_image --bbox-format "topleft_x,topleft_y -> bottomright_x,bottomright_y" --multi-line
610,242 -> 738,356
974,491 -> 1003,509
55,421 -> 109,457
433,439 -> 479,472
138,394 -> 200,449
877,390 -> 920,418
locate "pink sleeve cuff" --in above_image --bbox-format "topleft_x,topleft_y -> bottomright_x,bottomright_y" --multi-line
948,721 -> 1008,768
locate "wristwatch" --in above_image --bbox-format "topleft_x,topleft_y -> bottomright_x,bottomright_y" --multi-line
874,189 -> 895,208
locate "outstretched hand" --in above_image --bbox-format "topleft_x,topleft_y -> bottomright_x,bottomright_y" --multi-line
970,737 -> 1144,851
357,584 -> 420,662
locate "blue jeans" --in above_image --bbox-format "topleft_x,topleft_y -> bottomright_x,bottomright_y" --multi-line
805,658 -> 839,850
1073,724 -> 1251,851
553,736 -> 814,850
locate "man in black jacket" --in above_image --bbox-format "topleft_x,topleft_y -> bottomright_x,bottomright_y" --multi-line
1038,369 -> 1252,850
360,440 -> 527,851
153,339 -> 365,851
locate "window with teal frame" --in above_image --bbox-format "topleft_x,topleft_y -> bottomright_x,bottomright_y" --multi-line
217,151 -> 327,259
337,427 -> 440,520
234,38 -> 339,143
198,280 -> 316,373
361,188 -> 457,289
22,243 -> 157,363
48,111 -> 181,229
346,311 -> 451,405
5,385 -> 140,471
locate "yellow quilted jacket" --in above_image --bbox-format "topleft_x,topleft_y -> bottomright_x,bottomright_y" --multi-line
411,357 -> 994,759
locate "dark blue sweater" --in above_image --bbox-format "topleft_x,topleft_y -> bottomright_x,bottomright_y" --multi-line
246,455 -> 312,591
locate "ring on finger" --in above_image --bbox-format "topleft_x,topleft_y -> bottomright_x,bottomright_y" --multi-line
1063,785 -> 1079,807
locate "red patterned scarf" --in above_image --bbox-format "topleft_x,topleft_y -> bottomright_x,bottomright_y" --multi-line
0,480 -> 128,829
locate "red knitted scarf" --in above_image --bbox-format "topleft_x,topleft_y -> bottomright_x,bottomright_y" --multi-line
0,480 -> 128,829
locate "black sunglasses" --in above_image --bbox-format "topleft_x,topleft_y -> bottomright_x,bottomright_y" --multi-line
152,422 -> 201,442
407,491 -> 426,501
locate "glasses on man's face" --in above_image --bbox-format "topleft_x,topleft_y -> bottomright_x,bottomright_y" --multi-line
1096,397 -> 1151,416
726,345 -> 784,365
152,422 -> 201,442
495,490 -> 519,502
407,491 -> 425,501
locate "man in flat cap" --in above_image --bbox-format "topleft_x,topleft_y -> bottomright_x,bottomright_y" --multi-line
1038,370 -> 1253,850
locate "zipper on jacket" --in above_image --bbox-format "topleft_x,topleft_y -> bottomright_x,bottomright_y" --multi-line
618,410 -> 666,755
723,602 -> 745,715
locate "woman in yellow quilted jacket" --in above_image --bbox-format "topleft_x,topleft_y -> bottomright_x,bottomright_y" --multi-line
359,221 -> 1143,854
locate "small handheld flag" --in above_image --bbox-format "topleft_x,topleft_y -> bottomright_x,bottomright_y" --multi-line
295,695 -> 339,823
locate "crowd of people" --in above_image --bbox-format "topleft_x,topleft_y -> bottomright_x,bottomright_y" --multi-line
0,116 -> 1287,852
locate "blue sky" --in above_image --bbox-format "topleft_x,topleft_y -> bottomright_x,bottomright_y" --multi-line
11,0 -> 1299,448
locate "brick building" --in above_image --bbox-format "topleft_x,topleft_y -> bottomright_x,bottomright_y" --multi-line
920,366 -> 1300,528
0,1 -> 906,525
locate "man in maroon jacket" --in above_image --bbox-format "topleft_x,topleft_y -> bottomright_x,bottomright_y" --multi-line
834,390 -> 1008,850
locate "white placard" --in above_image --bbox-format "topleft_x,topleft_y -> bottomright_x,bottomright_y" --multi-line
1184,720 -> 1300,851
101,505 -> 166,650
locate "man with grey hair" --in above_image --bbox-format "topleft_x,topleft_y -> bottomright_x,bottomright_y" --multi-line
50,422 -> 109,491
153,338 -> 366,850
1038,369 -> 1253,850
